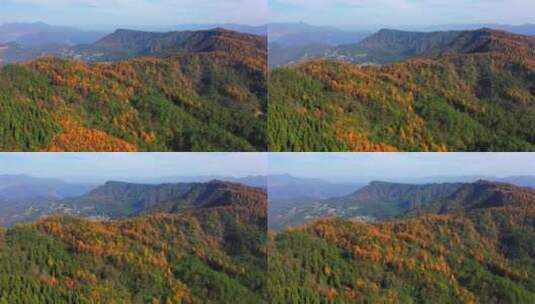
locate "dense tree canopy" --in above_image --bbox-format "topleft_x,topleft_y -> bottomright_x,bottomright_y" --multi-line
269,183 -> 535,303
0,184 -> 268,303
269,29 -> 535,152
0,30 -> 267,152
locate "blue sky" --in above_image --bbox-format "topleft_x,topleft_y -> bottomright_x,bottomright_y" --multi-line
0,0 -> 267,27
270,0 -> 535,27
1,153 -> 534,183
269,153 -> 535,182
0,153 -> 267,181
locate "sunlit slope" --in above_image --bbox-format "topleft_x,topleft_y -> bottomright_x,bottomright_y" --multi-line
0,29 -> 267,152
269,29 -> 535,151
0,182 -> 267,303
269,182 -> 535,303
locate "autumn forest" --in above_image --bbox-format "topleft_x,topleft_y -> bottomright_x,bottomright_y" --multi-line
1,3 -> 535,302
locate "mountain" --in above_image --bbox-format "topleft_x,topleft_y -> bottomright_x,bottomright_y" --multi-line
0,175 -> 96,227
329,27 -> 535,65
270,28 -> 535,152
267,175 -> 362,229
269,42 -> 333,67
329,28 -> 462,64
0,22 -> 107,47
0,42 -> 66,64
58,180 -> 265,219
268,174 -> 360,201
269,23 -> 369,47
268,22 -> 370,67
409,180 -> 535,216
69,28 -> 266,62
142,175 -> 268,189
498,176 -> 535,188
0,28 -> 267,152
269,181 -> 535,303
62,181 -> 195,217
123,24 -> 267,36
267,23 -> 535,67
269,181 -> 463,229
0,22 -> 265,63
170,24 -> 267,36
394,23 -> 535,36
0,175 -> 95,200
0,180 -> 267,303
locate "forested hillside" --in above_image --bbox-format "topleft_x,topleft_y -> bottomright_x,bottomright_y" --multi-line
0,182 -> 267,303
269,28 -> 535,151
0,29 -> 267,152
269,181 -> 535,303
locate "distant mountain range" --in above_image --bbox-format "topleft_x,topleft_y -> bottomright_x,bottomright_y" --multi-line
0,174 -> 95,200
268,22 -> 371,67
268,22 -> 369,47
0,22 -> 108,46
268,174 -> 360,201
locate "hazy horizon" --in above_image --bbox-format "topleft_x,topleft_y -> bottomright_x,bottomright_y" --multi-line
1,153 -> 534,184
269,153 -> 535,183
270,0 -> 535,28
0,0 -> 268,27
0,153 -> 267,183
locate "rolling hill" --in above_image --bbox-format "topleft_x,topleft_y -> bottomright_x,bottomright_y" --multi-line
0,28 -> 267,152
269,28 -> 535,151
269,181 -> 535,303
0,181 -> 267,303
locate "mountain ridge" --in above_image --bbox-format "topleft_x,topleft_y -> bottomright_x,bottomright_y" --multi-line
60,180 -> 265,219
71,28 -> 267,62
